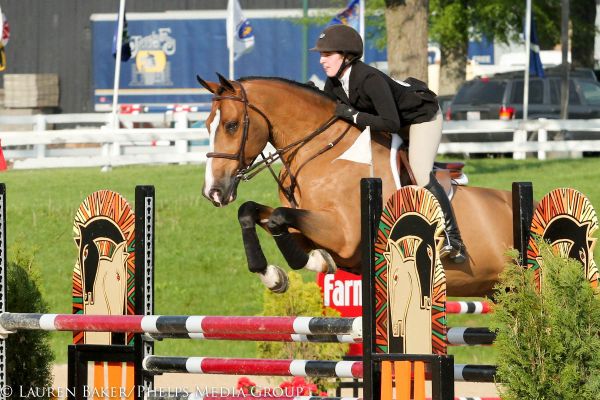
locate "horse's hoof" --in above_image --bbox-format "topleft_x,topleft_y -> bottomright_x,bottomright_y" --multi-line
258,265 -> 289,293
306,249 -> 337,274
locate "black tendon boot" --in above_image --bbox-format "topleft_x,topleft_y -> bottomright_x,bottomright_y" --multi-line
424,172 -> 467,263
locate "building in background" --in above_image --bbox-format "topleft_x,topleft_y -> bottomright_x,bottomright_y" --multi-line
0,0 -> 349,113
1,1 -> 598,113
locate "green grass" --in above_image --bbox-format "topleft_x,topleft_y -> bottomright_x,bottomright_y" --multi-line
1,157 -> 599,363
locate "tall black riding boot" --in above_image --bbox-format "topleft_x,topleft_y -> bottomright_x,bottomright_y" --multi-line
424,172 -> 467,263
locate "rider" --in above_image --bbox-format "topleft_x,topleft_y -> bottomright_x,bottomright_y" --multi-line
310,24 -> 466,263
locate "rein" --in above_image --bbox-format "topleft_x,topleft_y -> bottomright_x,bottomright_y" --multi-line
208,82 -> 352,208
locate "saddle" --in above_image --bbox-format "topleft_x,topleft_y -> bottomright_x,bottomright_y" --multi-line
396,147 -> 468,196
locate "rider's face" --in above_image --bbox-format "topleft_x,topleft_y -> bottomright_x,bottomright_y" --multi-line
319,52 -> 344,78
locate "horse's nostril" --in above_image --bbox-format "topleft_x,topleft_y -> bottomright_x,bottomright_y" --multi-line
209,189 -> 222,204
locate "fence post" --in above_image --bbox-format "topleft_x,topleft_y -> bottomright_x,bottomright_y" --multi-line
0,184 -> 6,400
34,114 -> 47,159
537,118 -> 547,160
135,186 -> 155,399
512,128 -> 527,160
430,355 -> 455,400
111,114 -> 122,163
512,182 -> 534,265
360,178 -> 382,400
101,115 -> 115,172
174,112 -> 189,163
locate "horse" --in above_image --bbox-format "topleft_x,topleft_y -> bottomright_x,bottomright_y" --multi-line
197,74 -> 515,298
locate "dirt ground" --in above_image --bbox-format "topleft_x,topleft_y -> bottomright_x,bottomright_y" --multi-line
52,363 -> 499,398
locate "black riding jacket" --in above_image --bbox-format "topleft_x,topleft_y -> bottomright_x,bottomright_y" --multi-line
323,61 -> 439,132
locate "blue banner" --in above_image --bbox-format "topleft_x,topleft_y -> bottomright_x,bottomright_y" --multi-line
468,35 -> 494,65
92,14 -> 386,111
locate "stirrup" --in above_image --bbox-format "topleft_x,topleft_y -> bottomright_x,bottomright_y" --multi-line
439,232 -> 466,264
448,246 -> 467,264
439,243 -> 453,258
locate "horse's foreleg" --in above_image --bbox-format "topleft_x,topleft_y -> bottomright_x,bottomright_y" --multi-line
238,201 -> 270,273
238,201 -> 289,293
267,207 -> 337,274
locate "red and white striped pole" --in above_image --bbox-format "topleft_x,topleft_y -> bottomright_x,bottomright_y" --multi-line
0,313 -> 362,337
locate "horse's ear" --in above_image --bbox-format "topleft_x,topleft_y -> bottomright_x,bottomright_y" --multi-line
196,75 -> 219,94
216,73 -> 236,93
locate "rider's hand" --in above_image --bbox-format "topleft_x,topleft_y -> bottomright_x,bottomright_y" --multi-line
335,102 -> 358,122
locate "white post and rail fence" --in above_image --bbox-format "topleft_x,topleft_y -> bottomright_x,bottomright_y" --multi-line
0,113 -> 599,170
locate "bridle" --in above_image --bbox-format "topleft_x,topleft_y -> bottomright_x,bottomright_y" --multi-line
207,83 -> 271,173
206,81 -> 352,208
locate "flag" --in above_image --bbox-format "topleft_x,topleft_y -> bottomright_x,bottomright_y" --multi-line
528,14 -> 544,78
0,139 -> 6,171
0,12 -> 9,47
112,8 -> 131,62
0,12 -> 10,71
328,0 -> 360,31
227,0 -> 255,61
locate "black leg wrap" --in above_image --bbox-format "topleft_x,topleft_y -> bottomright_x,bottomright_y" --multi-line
272,232 -> 309,270
238,201 -> 261,229
268,208 -> 309,270
241,228 -> 268,273
238,201 -> 268,273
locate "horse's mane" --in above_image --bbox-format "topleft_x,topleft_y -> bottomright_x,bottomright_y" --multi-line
238,76 -> 336,103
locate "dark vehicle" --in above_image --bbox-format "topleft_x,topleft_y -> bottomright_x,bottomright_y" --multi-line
437,94 -> 454,117
447,67 -> 600,121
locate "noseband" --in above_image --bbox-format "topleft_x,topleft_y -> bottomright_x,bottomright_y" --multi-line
207,81 -> 351,208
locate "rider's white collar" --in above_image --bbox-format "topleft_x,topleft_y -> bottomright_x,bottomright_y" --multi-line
340,66 -> 352,97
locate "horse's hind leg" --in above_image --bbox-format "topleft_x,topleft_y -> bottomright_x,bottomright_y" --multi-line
267,207 -> 337,274
237,201 -> 289,293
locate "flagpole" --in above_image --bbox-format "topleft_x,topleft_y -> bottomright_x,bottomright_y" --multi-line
359,0 -> 365,61
111,0 -> 126,129
227,0 -> 235,80
229,45 -> 234,80
523,0 -> 531,121
301,0 -> 308,82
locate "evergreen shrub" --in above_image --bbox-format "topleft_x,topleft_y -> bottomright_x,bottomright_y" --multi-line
490,244 -> 600,399
5,250 -> 54,397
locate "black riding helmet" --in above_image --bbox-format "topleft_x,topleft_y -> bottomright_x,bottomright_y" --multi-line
310,25 -> 363,78
310,24 -> 363,58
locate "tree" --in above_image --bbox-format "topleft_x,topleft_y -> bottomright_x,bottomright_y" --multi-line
571,0 -> 597,68
384,0 -> 429,82
314,0 -> 596,94
430,0 -> 564,95
429,0 -> 470,95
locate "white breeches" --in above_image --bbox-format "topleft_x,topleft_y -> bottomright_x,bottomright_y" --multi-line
389,110 -> 443,188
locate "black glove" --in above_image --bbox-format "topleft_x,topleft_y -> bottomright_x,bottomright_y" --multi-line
305,80 -> 317,88
335,102 -> 358,121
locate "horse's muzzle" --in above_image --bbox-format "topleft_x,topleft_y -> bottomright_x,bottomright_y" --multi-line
203,180 -> 239,207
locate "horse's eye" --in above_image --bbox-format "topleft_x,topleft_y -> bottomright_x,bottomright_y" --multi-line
224,121 -> 239,133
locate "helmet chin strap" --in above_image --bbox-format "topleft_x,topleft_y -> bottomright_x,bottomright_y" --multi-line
334,53 -> 360,79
